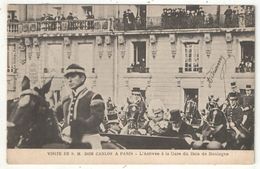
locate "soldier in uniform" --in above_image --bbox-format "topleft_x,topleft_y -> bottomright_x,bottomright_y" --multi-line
60,64 -> 105,149
226,82 -> 242,105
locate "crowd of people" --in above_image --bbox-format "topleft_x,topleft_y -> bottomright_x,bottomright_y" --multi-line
36,12 -> 95,31
237,55 -> 255,73
101,82 -> 254,149
160,7 -> 215,29
122,9 -> 146,30
224,5 -> 255,28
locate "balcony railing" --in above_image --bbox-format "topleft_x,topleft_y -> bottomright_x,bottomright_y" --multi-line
127,66 -> 149,73
179,67 -> 203,73
7,13 -> 255,34
8,19 -> 111,33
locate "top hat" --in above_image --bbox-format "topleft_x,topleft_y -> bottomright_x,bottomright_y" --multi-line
230,82 -> 237,89
64,64 -> 86,78
246,84 -> 252,90
169,109 -> 182,122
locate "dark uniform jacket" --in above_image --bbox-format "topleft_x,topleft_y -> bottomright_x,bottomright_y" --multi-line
225,105 -> 244,126
163,121 -> 198,140
62,85 -> 103,143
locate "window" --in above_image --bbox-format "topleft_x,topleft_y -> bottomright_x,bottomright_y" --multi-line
8,10 -> 16,21
82,6 -> 93,16
128,42 -> 148,73
184,43 -> 200,72
236,41 -> 255,73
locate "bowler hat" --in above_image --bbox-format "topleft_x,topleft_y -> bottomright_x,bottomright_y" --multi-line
169,109 -> 182,122
230,82 -> 237,89
64,64 -> 86,78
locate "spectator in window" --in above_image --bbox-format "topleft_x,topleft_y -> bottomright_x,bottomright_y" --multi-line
224,6 -> 233,27
244,55 -> 253,72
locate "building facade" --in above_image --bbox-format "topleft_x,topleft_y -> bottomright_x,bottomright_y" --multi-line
7,4 -> 255,110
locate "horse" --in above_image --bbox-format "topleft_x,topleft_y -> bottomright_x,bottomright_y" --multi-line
7,76 -> 124,149
193,108 -> 229,149
7,76 -> 64,148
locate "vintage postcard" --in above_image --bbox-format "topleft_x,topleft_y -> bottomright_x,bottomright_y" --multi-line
6,2 -> 255,164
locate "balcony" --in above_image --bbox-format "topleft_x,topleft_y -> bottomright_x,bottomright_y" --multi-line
179,67 -> 203,73
113,14 -> 255,31
235,66 -> 255,73
127,65 -> 149,73
7,13 -> 255,35
7,19 -> 111,34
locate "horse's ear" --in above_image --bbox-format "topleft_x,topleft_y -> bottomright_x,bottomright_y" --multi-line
40,76 -> 53,96
21,76 -> 30,91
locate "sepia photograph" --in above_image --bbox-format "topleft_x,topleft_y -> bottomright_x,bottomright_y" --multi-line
6,2 -> 255,164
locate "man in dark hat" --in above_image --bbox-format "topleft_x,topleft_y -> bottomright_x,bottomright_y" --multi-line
163,110 -> 198,144
60,64 -> 105,148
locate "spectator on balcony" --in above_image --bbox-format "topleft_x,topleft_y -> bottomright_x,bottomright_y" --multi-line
205,13 -> 214,28
86,11 -> 94,29
127,9 -> 135,30
161,8 -> 167,28
41,14 -> 47,21
67,12 -> 74,30
224,6 -> 233,27
60,14 -> 66,21
231,10 -> 239,27
67,12 -> 74,20
239,6 -> 246,27
198,11 -> 205,28
186,10 -> 192,28
11,16 -> 19,22
245,6 -> 254,27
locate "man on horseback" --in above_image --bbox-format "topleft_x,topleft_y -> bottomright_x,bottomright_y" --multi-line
61,64 -> 105,149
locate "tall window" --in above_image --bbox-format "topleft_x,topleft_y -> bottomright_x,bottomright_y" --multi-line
128,42 -> 147,73
184,43 -> 200,72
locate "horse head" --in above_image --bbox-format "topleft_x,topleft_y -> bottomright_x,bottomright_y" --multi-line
7,76 -> 61,148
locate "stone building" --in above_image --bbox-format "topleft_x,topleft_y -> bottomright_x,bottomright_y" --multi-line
7,4 -> 255,110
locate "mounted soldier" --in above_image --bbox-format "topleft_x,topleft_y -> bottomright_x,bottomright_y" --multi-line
60,64 -> 106,149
